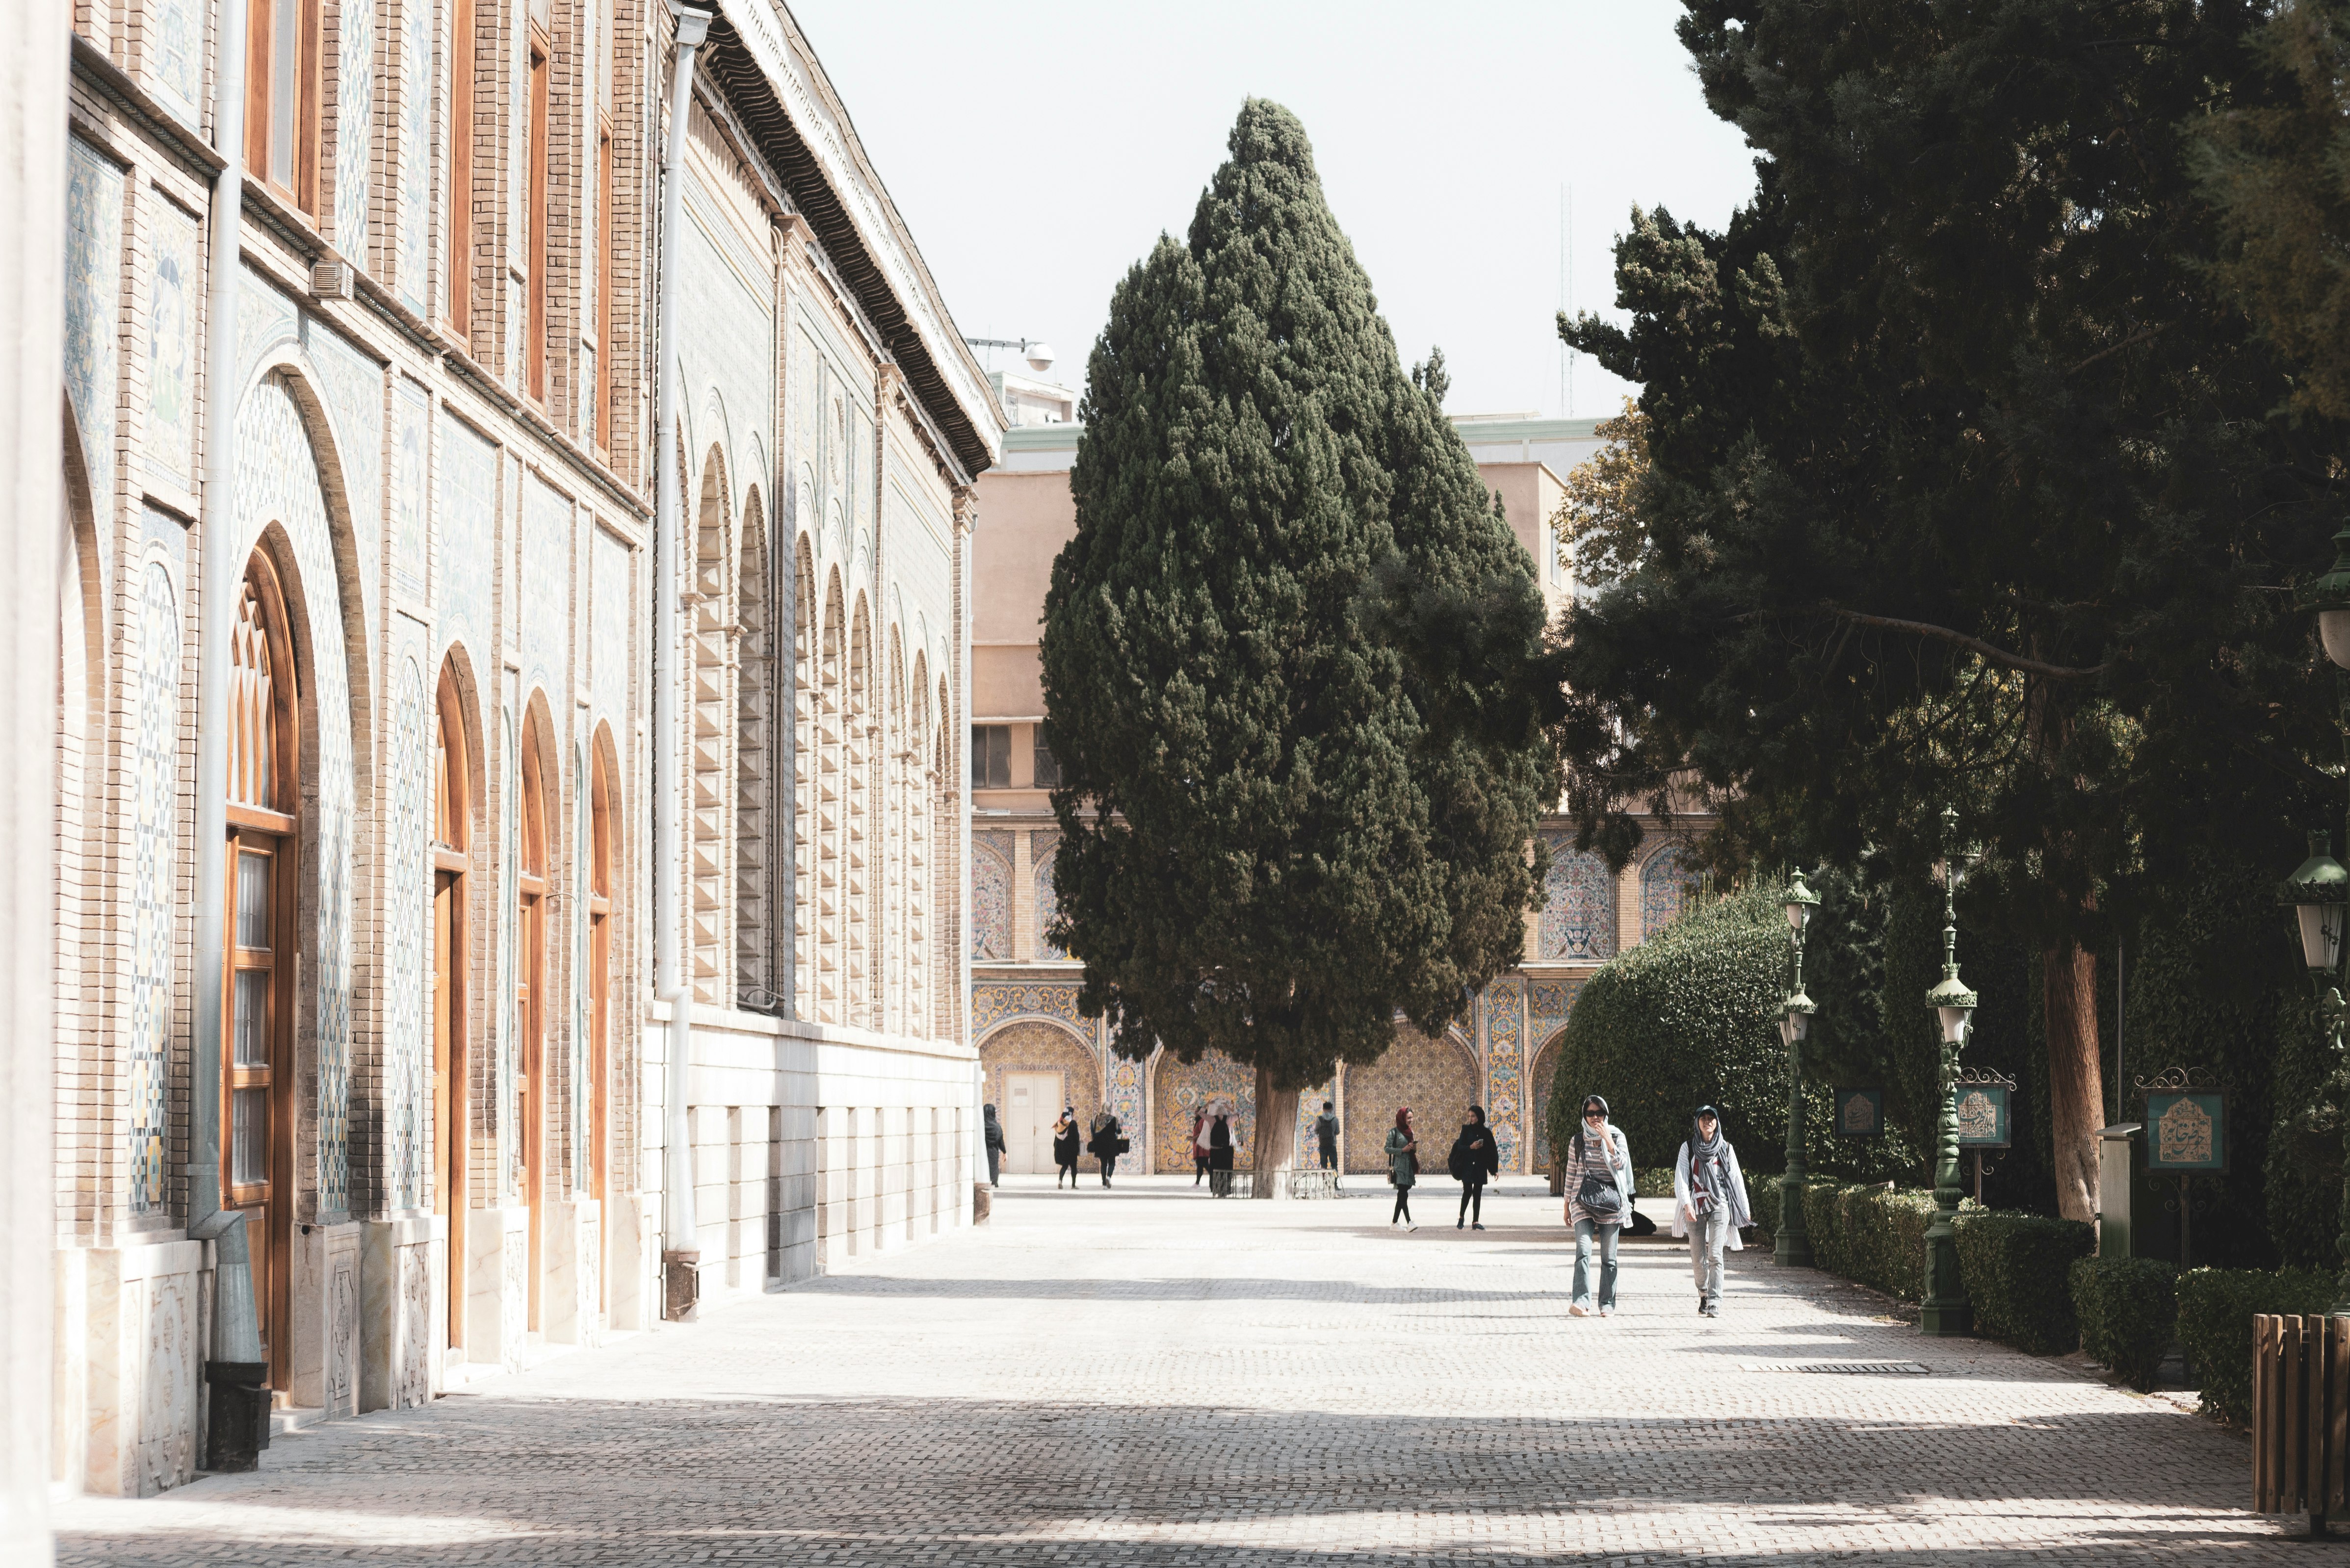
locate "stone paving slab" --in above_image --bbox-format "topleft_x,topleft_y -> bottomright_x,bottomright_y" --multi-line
54,1176 -> 2306,1564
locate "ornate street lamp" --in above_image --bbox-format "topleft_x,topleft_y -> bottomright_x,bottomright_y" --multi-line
2286,527 -> 2350,1313
1777,869 -> 1820,1267
1922,808 -> 1978,1337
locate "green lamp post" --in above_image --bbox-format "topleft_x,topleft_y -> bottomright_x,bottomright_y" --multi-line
1921,809 -> 1978,1337
2285,522 -> 2350,1314
1776,869 -> 1820,1268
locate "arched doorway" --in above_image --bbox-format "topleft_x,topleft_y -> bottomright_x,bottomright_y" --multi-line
1529,1028 -> 1568,1175
517,718 -> 550,1328
1344,1028 -> 1479,1175
1153,1051 -> 1257,1176
587,732 -> 617,1313
979,1020 -> 1099,1175
223,548 -> 301,1388
431,664 -> 473,1349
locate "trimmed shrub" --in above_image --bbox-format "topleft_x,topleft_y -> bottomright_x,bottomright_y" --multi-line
1745,1171 -> 1778,1245
1635,1167 -> 1675,1198
1794,1179 -> 1935,1300
2070,1257 -> 2178,1391
2175,1266 -> 2337,1424
1953,1212 -> 2095,1354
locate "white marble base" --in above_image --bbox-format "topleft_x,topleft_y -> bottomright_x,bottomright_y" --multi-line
56,1237 -> 202,1496
287,1222 -> 362,1417
360,1214 -> 437,1412
542,1200 -> 601,1347
462,1207 -> 530,1372
606,1195 -> 655,1332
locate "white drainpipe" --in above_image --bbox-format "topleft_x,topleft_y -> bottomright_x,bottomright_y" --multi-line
653,0 -> 711,1320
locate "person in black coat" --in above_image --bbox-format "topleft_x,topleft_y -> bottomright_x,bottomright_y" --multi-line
1088,1113 -> 1125,1187
1052,1108 -> 1081,1188
982,1104 -> 1005,1188
1448,1105 -> 1501,1230
1207,1111 -> 1237,1196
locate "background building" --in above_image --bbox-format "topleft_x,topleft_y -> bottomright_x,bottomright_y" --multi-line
48,0 -> 998,1501
969,415 -> 1709,1179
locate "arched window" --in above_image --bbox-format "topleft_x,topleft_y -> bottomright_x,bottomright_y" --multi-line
224,550 -> 301,1387
689,452 -> 728,1003
792,535 -> 815,1019
431,664 -> 472,1350
847,596 -> 871,1024
735,490 -> 771,1000
587,732 -> 616,1313
907,658 -> 929,1036
517,720 -> 549,1327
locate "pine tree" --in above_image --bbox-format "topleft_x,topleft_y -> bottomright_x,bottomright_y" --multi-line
1040,100 -> 1555,1193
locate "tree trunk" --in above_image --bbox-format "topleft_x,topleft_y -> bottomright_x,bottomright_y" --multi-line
1250,1060 -> 1300,1200
2043,939 -> 2104,1224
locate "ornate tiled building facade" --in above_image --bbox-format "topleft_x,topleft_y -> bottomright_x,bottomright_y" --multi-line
49,0 -> 1000,1501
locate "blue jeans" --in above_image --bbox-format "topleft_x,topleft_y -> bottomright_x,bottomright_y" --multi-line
1573,1217 -> 1619,1310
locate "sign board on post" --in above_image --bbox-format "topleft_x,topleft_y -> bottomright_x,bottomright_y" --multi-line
1955,1082 -> 2012,1149
1832,1087 -> 1883,1138
2144,1090 -> 2227,1173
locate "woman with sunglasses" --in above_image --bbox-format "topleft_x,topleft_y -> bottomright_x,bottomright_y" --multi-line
1561,1094 -> 1632,1316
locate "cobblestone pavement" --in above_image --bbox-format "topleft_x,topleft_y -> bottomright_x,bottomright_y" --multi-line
56,1176 -> 2304,1565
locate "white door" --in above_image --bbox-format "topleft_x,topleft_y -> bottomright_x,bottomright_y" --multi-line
1004,1074 -> 1058,1175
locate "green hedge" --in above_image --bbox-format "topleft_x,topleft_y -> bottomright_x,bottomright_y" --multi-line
1635,1167 -> 1675,1198
1953,1212 -> 2095,1354
2176,1266 -> 2338,1423
2070,1257 -> 2178,1391
1802,1179 -> 1936,1301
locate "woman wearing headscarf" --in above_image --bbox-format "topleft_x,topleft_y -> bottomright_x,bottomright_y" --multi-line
1561,1093 -> 1632,1317
982,1104 -> 1005,1188
1052,1106 -> 1081,1189
1088,1110 -> 1125,1188
1191,1109 -> 1211,1186
1207,1108 -> 1236,1196
1385,1107 -> 1419,1228
1673,1104 -> 1750,1317
1448,1106 -> 1500,1230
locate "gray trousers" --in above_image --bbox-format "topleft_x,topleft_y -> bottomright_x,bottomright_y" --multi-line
1689,1206 -> 1729,1307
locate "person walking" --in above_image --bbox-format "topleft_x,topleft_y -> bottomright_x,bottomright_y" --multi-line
1385,1107 -> 1419,1228
1207,1110 -> 1236,1196
982,1103 -> 1005,1188
1191,1109 -> 1212,1186
1561,1093 -> 1632,1317
1313,1101 -> 1340,1171
1673,1104 -> 1750,1318
1088,1111 -> 1126,1188
1052,1106 -> 1081,1189
1449,1106 -> 1500,1230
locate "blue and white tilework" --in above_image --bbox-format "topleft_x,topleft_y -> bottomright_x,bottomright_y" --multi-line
143,201 -> 200,487
64,139 -> 123,505
438,412 -> 496,661
1640,842 -> 1700,939
592,527 -> 630,724
970,833 -> 1010,961
335,0 -> 374,256
392,380 -> 430,598
147,0 -> 204,120
239,374 -> 358,1214
237,266 -> 299,383
521,476 -> 570,699
1540,837 -> 1617,962
1031,833 -> 1064,960
128,560 -> 181,1214
307,325 -> 384,585
387,653 -> 429,1208
396,0 -> 433,312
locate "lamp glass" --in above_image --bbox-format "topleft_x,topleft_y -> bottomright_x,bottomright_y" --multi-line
2322,609 -> 2350,671
1787,1009 -> 1810,1042
1937,1004 -> 1973,1047
1785,901 -> 1810,935
2298,900 -> 2346,974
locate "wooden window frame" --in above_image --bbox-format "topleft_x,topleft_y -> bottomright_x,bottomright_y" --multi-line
588,738 -> 615,1313
517,723 -> 549,1329
432,668 -> 472,1347
221,550 -> 301,1389
245,0 -> 322,216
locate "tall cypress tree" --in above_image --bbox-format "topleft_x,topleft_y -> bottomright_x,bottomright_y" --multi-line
1041,100 -> 1555,1191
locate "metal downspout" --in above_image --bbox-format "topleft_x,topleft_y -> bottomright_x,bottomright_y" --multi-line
653,1 -> 710,1321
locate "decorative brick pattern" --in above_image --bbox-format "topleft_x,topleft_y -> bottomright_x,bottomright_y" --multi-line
142,203 -> 199,488
1341,1028 -> 1477,1175
333,0 -> 374,254
970,841 -> 1009,960
63,138 -> 122,507
1530,1025 -> 1569,1172
391,381 -> 428,597
387,656 -> 428,1209
970,981 -> 1081,1035
1484,980 -> 1525,1174
977,1020 -> 1100,1132
1031,832 -> 1064,960
128,560 -> 181,1215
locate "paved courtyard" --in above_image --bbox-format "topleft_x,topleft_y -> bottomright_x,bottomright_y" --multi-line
57,1176 -> 2301,1565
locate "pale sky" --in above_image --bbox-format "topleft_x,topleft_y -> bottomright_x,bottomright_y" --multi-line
786,0 -> 1760,423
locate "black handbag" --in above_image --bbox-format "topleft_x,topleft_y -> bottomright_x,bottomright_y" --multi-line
1117,1137 -> 1131,1154
1578,1166 -> 1625,1221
